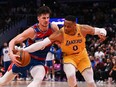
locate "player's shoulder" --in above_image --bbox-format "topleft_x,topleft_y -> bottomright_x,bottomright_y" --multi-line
79,24 -> 90,31
51,23 -> 59,31
21,26 -> 35,38
78,24 -> 95,36
24,26 -> 34,32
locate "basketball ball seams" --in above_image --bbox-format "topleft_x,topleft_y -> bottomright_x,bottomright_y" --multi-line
20,51 -> 22,61
21,51 -> 24,65
22,51 -> 26,66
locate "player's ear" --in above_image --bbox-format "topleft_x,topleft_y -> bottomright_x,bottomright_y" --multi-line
37,16 -> 40,21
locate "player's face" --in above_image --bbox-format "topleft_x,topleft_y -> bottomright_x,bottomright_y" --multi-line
37,14 -> 50,27
64,20 -> 76,34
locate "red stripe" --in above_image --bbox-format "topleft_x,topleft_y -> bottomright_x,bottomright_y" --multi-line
8,62 -> 14,71
30,54 -> 45,61
36,29 -> 53,38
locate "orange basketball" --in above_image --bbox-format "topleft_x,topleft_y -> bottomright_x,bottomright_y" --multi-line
16,50 -> 31,67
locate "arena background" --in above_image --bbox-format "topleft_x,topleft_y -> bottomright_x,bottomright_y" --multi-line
0,0 -> 116,84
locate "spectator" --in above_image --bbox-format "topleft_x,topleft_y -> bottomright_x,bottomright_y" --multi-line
94,46 -> 105,62
45,45 -> 56,81
1,43 -> 11,74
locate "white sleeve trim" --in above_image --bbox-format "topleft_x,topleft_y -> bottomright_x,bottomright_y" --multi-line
23,37 -> 51,53
94,28 -> 107,36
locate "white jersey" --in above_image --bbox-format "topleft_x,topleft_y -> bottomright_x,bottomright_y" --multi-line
2,47 -> 11,62
94,51 -> 104,59
46,46 -> 55,61
46,52 -> 55,61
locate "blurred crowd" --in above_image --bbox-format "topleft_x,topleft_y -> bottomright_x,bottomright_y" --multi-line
0,1 -> 116,31
0,0 -> 116,83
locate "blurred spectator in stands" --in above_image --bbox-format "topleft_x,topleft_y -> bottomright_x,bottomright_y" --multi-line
55,47 -> 66,81
1,42 -> 11,75
55,47 -> 62,60
94,58 -> 105,81
109,56 -> 116,83
90,55 -> 96,70
103,58 -> 113,82
45,45 -> 56,81
94,46 -> 105,62
54,59 -> 61,81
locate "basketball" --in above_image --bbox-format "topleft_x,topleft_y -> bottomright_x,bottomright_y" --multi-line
16,50 -> 31,67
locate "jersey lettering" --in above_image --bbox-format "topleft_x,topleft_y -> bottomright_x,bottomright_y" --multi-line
66,39 -> 82,46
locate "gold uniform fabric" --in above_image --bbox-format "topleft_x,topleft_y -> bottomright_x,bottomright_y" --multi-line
60,24 -> 91,73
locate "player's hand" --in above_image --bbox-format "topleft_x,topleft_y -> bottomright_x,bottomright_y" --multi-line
97,28 -> 107,42
98,33 -> 106,42
9,52 -> 22,67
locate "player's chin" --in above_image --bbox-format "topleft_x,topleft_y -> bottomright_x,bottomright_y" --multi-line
43,23 -> 49,26
64,30 -> 69,34
42,25 -> 48,27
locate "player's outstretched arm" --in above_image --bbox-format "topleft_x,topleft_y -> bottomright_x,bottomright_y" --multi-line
24,37 -> 52,52
23,30 -> 63,53
9,27 -> 35,66
80,25 -> 107,42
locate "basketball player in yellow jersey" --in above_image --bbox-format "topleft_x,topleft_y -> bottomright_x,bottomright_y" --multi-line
21,15 -> 107,87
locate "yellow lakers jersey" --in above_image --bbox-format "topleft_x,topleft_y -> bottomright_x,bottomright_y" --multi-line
60,24 -> 86,56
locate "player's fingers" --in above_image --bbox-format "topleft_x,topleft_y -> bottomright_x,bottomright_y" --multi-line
14,57 -> 22,65
16,59 -> 22,64
100,36 -> 105,40
14,61 -> 22,67
98,35 -> 106,40
15,63 -> 22,67
99,38 -> 106,43
15,55 -> 20,58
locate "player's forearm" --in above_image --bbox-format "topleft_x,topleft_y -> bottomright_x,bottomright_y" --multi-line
9,39 -> 16,55
23,37 -> 52,52
81,25 -> 107,36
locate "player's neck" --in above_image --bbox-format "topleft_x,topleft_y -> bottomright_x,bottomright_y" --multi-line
68,28 -> 77,36
38,24 -> 48,32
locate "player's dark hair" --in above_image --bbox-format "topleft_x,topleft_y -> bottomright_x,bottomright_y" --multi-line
65,15 -> 76,23
37,6 -> 51,16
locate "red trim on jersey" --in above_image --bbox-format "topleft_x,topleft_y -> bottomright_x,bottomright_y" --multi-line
36,28 -> 53,38
8,63 -> 14,72
30,54 -> 45,61
28,39 -> 34,45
